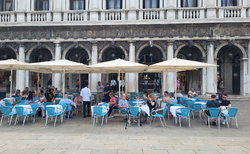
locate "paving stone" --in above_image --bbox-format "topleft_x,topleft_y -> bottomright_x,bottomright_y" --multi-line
143,149 -> 169,154
118,149 -> 143,154
91,149 -> 117,154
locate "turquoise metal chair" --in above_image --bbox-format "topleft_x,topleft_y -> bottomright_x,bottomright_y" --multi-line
206,108 -> 221,129
129,101 -> 136,107
93,106 -> 108,126
190,104 -> 202,119
45,106 -> 63,126
128,107 -> 140,127
221,107 -> 238,128
0,106 -> 16,126
176,107 -> 191,127
55,99 -> 60,104
29,103 -> 39,123
150,107 -> 167,127
14,106 -> 31,126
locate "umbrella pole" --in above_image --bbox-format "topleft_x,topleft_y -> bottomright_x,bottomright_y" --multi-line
37,72 -> 40,96
122,71 -> 124,94
79,72 -> 81,92
89,72 -> 91,91
175,69 -> 177,99
9,67 -> 13,101
63,70 -> 65,98
118,69 -> 120,98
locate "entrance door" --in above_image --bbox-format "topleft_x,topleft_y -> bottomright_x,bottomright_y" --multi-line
232,54 -> 240,94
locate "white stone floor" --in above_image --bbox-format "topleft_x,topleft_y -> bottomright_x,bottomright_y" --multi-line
0,100 -> 250,154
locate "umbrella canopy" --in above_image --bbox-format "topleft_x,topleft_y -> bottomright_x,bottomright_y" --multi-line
26,59 -> 89,97
148,58 -> 217,98
87,59 -> 148,73
88,59 -> 148,96
0,59 -> 30,101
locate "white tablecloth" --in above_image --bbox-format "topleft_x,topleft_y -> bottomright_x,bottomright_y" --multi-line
136,104 -> 150,116
133,101 -> 143,104
170,106 -> 184,117
0,100 -> 5,106
194,102 -> 206,105
186,98 -> 196,101
11,105 -> 33,114
47,105 -> 63,114
91,106 -> 108,116
3,98 -> 16,104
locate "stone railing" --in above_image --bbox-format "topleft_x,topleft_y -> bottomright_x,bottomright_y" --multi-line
27,11 -> 52,22
101,10 -> 125,21
0,6 -> 249,24
64,11 -> 88,21
219,7 -> 246,18
0,12 -> 14,22
178,8 -> 205,19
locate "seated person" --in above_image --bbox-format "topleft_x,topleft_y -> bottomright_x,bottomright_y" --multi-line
40,87 -> 44,96
59,94 -> 75,118
15,89 -> 22,97
73,93 -> 82,107
176,90 -> 183,98
32,91 -> 39,102
203,94 -> 223,126
141,91 -> 148,100
43,89 -> 52,103
162,91 -> 169,107
166,93 -> 177,105
22,87 -> 29,96
118,94 -> 131,114
142,94 -> 156,123
220,94 -> 232,125
25,91 -> 35,105
188,88 -> 197,98
108,93 -> 118,118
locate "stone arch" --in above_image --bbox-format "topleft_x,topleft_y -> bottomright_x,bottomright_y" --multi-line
26,44 -> 55,61
174,42 -> 206,59
215,42 -> 247,59
99,44 -> 128,61
136,43 -> 166,62
5,45 -> 19,60
62,43 -> 92,61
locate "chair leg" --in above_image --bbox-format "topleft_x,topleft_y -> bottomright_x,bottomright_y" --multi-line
105,115 -> 108,124
159,117 -> 164,127
14,115 -> 18,126
138,115 -> 140,127
208,118 -> 210,128
0,116 -> 3,126
179,117 -> 181,127
23,116 -> 26,126
188,117 -> 191,127
101,116 -> 104,126
235,117 -> 238,128
45,116 -> 48,126
163,117 -> 167,126
218,118 -> 220,129
192,111 -> 194,119
128,116 -> 131,127
92,116 -> 95,126
9,115 -> 13,126
54,116 -> 57,127
33,115 -> 36,123
226,117 -> 229,128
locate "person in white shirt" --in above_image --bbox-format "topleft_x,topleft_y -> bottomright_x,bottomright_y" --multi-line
188,88 -> 196,98
110,78 -> 117,92
119,79 -> 125,92
80,84 -> 91,118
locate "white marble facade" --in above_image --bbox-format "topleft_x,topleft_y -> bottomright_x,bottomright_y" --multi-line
0,0 -> 250,95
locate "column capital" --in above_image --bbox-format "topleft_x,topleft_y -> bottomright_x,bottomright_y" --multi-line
18,42 -> 25,47
54,41 -> 61,44
167,40 -> 175,45
207,40 -> 215,45
128,39 -> 136,43
91,41 -> 98,46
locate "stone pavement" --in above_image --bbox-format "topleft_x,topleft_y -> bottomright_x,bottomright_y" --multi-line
0,100 -> 250,154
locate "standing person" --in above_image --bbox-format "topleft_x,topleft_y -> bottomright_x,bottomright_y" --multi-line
177,79 -> 180,91
143,79 -> 148,91
96,81 -> 104,103
110,77 -> 117,92
154,77 -> 160,92
80,83 -> 91,118
119,79 -> 125,92
219,79 -> 225,93
76,79 -> 80,92
103,83 -> 112,103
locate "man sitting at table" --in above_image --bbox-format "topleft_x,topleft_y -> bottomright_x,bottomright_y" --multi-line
188,88 -> 197,98
22,87 -> 29,96
162,91 -> 169,107
59,94 -> 75,118
203,94 -> 223,126
220,94 -> 232,125
166,93 -> 177,105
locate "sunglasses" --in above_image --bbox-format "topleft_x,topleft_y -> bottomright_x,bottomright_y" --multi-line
222,97 -> 227,98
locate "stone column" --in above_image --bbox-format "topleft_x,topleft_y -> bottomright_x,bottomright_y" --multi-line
90,42 -> 100,93
128,41 -> 137,93
54,42 -> 62,91
206,41 -> 216,94
53,0 -> 63,22
89,0 -> 99,21
240,58 -> 248,95
16,0 -> 27,22
128,0 -> 138,20
16,43 -> 25,91
247,41 -> 250,95
206,0 -> 217,19
166,0 -> 177,20
166,41 -> 175,93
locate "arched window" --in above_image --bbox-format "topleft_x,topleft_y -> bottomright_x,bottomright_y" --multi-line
35,0 -> 49,11
106,0 -> 122,9
70,0 -> 85,10
181,0 -> 197,7
0,0 -> 14,11
143,0 -> 159,8
221,0 -> 237,6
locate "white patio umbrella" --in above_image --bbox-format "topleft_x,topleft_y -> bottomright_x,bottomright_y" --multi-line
88,59 -> 148,97
0,59 -> 29,101
26,59 -> 89,98
148,58 -> 217,98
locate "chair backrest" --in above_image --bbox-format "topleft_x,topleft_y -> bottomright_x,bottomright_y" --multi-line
202,104 -> 206,110
55,99 -> 60,104
0,106 -> 11,115
182,100 -> 188,106
129,101 -> 136,106
99,103 -> 109,108
3,99 -> 9,103
5,102 -> 11,107
173,104 -> 182,106
187,100 -> 195,106
43,102 -> 52,110
198,100 -> 206,103
181,97 -> 187,101
129,107 -> 139,116
46,106 -> 55,116
168,103 -> 175,110
93,106 -> 103,115
208,108 -> 220,117
59,103 -> 66,112
191,104 -> 201,110
68,96 -> 72,100
177,97 -> 181,103
30,103 -> 39,114
15,97 -> 22,102
19,100 -> 26,105
179,107 -> 190,117
15,106 -> 24,115
228,108 -> 238,117
67,91 -> 72,95
56,96 -> 63,98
